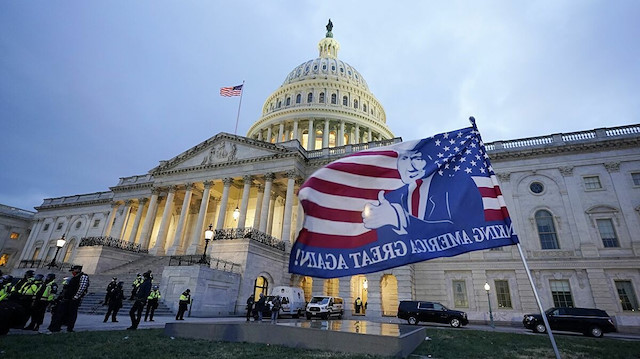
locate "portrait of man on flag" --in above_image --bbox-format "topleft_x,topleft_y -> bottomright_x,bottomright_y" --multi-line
289,120 -> 519,278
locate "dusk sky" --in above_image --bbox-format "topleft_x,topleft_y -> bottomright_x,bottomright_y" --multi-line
1,1 -> 639,211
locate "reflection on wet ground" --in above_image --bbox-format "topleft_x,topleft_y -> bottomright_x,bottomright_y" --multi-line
277,320 -> 419,337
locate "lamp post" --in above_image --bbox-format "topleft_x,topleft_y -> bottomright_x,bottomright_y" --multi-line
199,224 -> 214,265
47,234 -> 66,269
232,205 -> 240,221
484,282 -> 495,328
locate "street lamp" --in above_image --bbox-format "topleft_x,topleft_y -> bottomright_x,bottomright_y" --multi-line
484,282 -> 495,328
47,234 -> 66,269
199,224 -> 214,265
232,205 -> 240,221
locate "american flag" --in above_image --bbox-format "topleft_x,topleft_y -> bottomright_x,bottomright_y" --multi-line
296,125 -> 511,249
220,84 -> 243,97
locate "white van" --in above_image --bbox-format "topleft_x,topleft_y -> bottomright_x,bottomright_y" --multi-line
305,296 -> 344,319
270,286 -> 306,318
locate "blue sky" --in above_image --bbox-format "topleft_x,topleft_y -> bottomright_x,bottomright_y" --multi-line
1,1 -> 639,211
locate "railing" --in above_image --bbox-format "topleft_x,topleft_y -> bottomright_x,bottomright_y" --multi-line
79,236 -> 148,253
18,260 -> 75,271
214,227 -> 286,251
167,255 -> 239,273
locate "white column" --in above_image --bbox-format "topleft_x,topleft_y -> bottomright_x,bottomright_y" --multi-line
293,120 -> 299,141
296,193 -> 305,235
259,173 -> 275,232
368,129 -> 372,143
187,181 -> 212,255
323,119 -> 330,148
266,126 -> 272,143
149,186 -> 176,255
127,198 -> 147,244
117,200 -> 133,240
253,184 -> 264,229
216,178 -> 233,229
355,124 -> 360,144
257,130 -> 263,141
166,183 -> 193,255
278,123 -> 284,143
339,120 -> 345,146
307,119 -> 315,150
139,190 -> 160,250
267,195 -> 276,236
103,202 -> 119,237
237,175 -> 252,229
281,171 -> 297,243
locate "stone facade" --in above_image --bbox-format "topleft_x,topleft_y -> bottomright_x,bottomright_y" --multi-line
0,204 -> 34,269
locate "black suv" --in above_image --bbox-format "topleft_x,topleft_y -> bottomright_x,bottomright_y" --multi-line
523,307 -> 617,338
397,301 -> 468,328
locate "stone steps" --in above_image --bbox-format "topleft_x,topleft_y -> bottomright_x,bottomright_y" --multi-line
78,292 -> 174,316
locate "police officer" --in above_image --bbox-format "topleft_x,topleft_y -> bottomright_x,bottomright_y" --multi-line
0,275 -> 14,301
104,281 -> 124,323
176,289 -> 191,320
24,273 -> 57,331
127,271 -> 151,330
144,285 -> 161,322
47,265 -> 89,333
104,277 -> 117,306
129,273 -> 142,300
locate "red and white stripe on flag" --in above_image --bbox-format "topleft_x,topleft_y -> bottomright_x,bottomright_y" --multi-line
220,84 -> 243,97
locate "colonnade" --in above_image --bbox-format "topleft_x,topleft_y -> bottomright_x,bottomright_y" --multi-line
255,118 -> 384,150
103,171 -> 301,256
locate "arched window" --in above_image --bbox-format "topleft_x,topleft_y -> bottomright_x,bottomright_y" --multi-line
307,92 -> 313,103
296,94 -> 301,104
319,92 -> 325,103
277,101 -> 281,108
331,93 -> 337,104
286,97 -> 291,106
535,210 -> 559,249
253,276 -> 269,299
363,104 -> 367,112
343,96 -> 348,106
354,100 -> 359,109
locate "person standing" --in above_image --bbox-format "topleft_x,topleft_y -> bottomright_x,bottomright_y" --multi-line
255,293 -> 266,322
104,277 -> 117,306
270,295 -> 281,323
129,273 -> 142,300
127,271 -> 152,330
24,273 -> 57,331
144,285 -> 161,322
245,295 -> 255,321
20,273 -> 44,329
355,297 -> 362,314
175,289 -> 191,320
104,281 -> 124,323
47,265 -> 89,333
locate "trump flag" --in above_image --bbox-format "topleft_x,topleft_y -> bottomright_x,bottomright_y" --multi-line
289,120 -> 519,278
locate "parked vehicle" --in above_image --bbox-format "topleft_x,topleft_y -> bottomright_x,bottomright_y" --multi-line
523,307 -> 617,338
270,286 -> 306,318
305,296 -> 344,319
397,300 -> 468,328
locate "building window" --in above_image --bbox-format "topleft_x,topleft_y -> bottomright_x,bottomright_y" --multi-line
342,96 -> 348,106
56,223 -> 63,230
632,172 -> 640,186
596,218 -> 619,247
584,176 -> 602,190
452,280 -> 468,308
307,92 -> 313,103
550,280 -> 574,307
535,210 -> 559,249
530,182 -> 544,194
10,232 -> 19,239
285,97 -> 290,106
253,276 -> 269,299
363,104 -> 367,112
615,281 -> 639,311
75,222 -> 82,229
43,223 -> 50,231
319,92 -> 325,103
0,253 -> 8,266
331,93 -> 337,104
495,280 -> 512,308
354,100 -> 359,109
93,219 -> 100,228
296,94 -> 301,104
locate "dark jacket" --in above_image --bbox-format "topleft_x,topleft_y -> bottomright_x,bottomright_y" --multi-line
135,278 -> 152,301
64,272 -> 90,301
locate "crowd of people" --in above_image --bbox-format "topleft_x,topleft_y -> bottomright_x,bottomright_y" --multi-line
245,293 -> 282,323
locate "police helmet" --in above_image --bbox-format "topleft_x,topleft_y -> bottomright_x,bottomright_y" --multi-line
46,273 -> 56,281
2,274 -> 12,282
25,270 -> 35,277
34,274 -> 45,281
112,277 -> 117,281
62,277 -> 70,285
118,281 -> 124,287
153,285 -> 159,290
185,289 -> 190,293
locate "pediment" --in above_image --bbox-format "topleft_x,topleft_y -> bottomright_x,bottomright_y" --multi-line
150,133 -> 300,174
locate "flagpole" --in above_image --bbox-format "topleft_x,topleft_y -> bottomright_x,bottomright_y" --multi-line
234,80 -> 245,136
516,243 -> 562,359
469,116 -> 561,359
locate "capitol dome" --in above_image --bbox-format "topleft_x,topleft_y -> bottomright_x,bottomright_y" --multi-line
246,21 -> 394,150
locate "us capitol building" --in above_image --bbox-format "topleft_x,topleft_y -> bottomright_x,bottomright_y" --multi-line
6,24 -> 640,329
